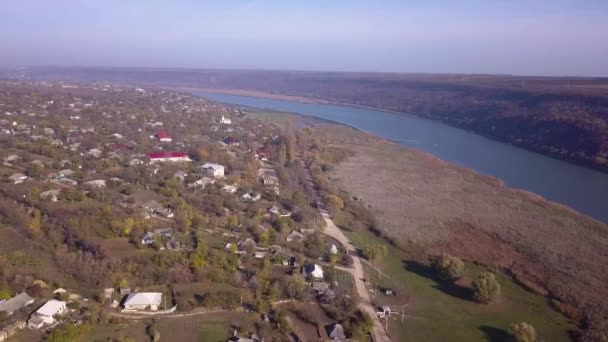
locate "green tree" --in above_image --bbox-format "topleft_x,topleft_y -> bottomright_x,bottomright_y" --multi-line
510,322 -> 537,342
471,271 -> 501,304
431,253 -> 465,281
362,245 -> 387,264
147,322 -> 160,342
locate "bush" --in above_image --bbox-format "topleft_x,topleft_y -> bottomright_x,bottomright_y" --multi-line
431,253 -> 465,281
510,322 -> 537,342
471,271 -> 501,304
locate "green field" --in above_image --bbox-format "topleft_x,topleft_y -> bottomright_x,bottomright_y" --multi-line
344,229 -> 578,342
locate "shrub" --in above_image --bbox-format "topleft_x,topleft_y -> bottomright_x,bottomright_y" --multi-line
510,322 -> 537,342
471,271 -> 501,304
431,253 -> 465,281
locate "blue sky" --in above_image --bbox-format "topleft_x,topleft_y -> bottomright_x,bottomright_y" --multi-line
2,0 -> 607,76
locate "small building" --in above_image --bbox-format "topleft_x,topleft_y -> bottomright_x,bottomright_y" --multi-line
303,263 -> 324,279
84,179 -> 106,188
201,163 -> 225,178
0,292 -> 34,316
8,173 -> 28,184
326,323 -> 346,341
188,177 -> 215,189
286,231 -> 304,243
220,116 -> 232,124
148,152 -> 191,163
40,189 -> 60,202
381,305 -> 391,315
223,137 -> 240,146
123,292 -> 162,311
155,130 -> 172,142
328,244 -> 339,255
222,184 -> 238,194
28,299 -> 66,328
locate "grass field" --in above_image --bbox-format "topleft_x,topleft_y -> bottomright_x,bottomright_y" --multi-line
344,229 -> 577,342
80,311 -> 254,342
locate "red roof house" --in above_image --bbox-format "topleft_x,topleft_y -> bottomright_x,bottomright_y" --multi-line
155,130 -> 172,142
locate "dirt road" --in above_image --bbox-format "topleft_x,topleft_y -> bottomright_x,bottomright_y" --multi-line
320,208 -> 391,342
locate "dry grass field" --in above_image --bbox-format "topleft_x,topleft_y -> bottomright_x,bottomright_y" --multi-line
314,124 -> 608,312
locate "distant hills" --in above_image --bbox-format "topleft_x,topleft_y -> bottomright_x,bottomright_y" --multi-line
17,66 -> 608,172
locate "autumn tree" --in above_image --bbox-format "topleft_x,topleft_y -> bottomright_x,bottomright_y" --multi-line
510,322 -> 537,342
431,253 -> 465,282
471,271 -> 501,304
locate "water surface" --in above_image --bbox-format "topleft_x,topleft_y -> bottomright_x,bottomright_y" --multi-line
198,92 -> 608,223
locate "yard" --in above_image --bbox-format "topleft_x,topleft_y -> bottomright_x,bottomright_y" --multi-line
344,229 -> 578,342
79,311 -> 254,342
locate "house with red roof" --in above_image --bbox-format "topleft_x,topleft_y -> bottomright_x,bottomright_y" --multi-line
155,130 -> 172,142
148,152 -> 191,163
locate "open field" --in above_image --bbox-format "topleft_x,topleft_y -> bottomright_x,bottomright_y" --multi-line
313,124 -> 608,317
345,228 -> 577,342
80,311 -> 254,342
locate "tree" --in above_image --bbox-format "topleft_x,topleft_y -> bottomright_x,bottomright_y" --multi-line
471,271 -> 501,303
147,322 -> 160,342
326,194 -> 344,210
362,245 -> 387,264
510,322 -> 537,342
431,253 -> 465,281
27,208 -> 43,239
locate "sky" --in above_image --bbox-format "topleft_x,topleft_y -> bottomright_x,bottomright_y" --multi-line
1,0 -> 608,76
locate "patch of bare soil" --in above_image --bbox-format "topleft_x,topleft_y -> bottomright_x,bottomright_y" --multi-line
318,124 -> 608,311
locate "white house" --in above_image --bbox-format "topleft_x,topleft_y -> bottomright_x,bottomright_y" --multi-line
328,244 -> 339,255
201,163 -> 225,178
188,177 -> 215,189
122,292 -> 162,311
220,115 -> 232,124
303,263 -> 324,279
28,299 -> 66,328
8,173 -> 28,184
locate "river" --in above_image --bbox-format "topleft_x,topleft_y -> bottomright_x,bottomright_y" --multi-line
198,92 -> 608,223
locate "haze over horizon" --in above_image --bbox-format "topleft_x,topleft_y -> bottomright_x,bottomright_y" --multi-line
3,0 -> 608,77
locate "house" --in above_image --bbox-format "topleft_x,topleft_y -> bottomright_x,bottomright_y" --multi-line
142,228 -> 173,245
155,130 -> 172,142
142,200 -> 174,218
40,190 -> 61,202
381,306 -> 391,316
129,158 -> 143,166
222,184 -> 238,194
28,299 -> 66,328
223,137 -> 240,146
148,152 -> 191,163
256,148 -> 268,161
174,170 -> 188,182
242,192 -> 261,202
84,179 -> 106,188
188,177 -> 215,189
303,263 -> 324,279
58,169 -> 75,178
286,231 -> 304,243
201,163 -> 225,178
326,323 -> 346,341
0,292 -> 34,315
238,238 -> 257,252
220,116 -> 231,124
328,244 -> 339,255
8,173 -> 28,184
122,292 -> 162,311
268,205 -> 280,215
86,148 -> 103,158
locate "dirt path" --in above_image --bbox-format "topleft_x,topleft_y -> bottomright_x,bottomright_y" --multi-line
298,155 -> 391,342
320,208 -> 391,342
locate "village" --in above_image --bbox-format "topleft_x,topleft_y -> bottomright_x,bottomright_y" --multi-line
0,82 -> 404,342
